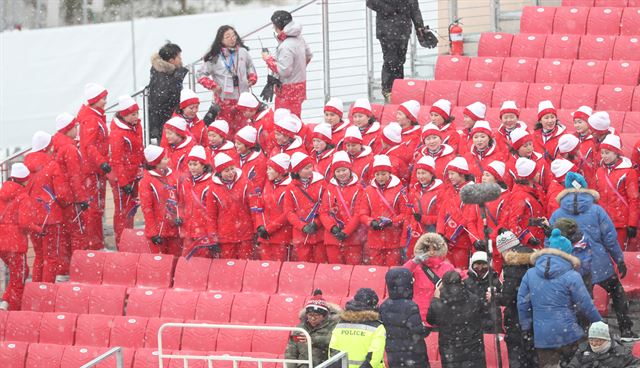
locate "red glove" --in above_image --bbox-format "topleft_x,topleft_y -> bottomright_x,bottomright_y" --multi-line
248,73 -> 258,86
198,77 -> 218,91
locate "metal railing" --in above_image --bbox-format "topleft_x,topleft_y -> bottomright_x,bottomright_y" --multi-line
79,347 -> 125,368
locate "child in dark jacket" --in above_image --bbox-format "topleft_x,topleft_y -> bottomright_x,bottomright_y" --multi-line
567,321 -> 639,368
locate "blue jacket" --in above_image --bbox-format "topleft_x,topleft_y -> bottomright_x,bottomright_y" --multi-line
518,248 -> 601,349
549,188 -> 624,284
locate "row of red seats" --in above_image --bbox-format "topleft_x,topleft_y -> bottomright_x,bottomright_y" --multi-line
520,6 -> 640,35
478,32 -> 640,61
435,55 -> 639,86
563,0 -> 640,7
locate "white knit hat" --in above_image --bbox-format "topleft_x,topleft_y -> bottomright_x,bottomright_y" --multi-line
588,111 -> 611,133
117,95 -> 139,115
550,158 -> 576,179
470,251 -> 488,266
324,97 -> 344,118
510,128 -> 531,150
269,153 -> 291,174
32,131 -> 52,152
572,105 -> 593,122
235,125 -> 257,147
537,100 -> 556,120
557,134 -> 580,154
446,156 -> 470,175
144,145 -> 166,166
515,157 -> 537,179
430,99 -> 452,120
290,151 -> 313,173
588,321 -> 611,341
165,116 -> 189,136
84,82 -> 107,104
179,89 -> 200,109
343,126 -> 363,145
500,100 -> 519,117
398,100 -> 421,122
382,122 -> 402,145
415,155 -> 436,174
237,92 -> 259,109
275,115 -> 299,138
471,120 -> 493,138
214,152 -> 235,173
351,98 -> 372,116
331,150 -> 352,171
274,108 -> 292,124
10,163 -> 30,181
55,113 -> 77,133
486,161 -> 506,180
313,123 -> 332,144
496,231 -> 520,253
464,101 -> 487,121
600,134 -> 622,155
372,154 -> 393,172
208,119 -> 230,139
187,145 -> 208,165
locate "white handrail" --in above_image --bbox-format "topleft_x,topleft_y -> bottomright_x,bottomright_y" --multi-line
79,347 -> 125,368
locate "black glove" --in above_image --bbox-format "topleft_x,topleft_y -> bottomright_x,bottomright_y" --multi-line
334,231 -> 348,242
302,222 -> 318,234
174,217 -> 183,227
417,25 -> 438,49
370,220 -> 383,230
151,235 -> 163,245
260,75 -> 282,102
100,162 -> 112,174
474,240 -> 488,252
618,261 -> 628,279
203,103 -> 221,125
257,225 -> 270,239
528,237 -> 541,247
359,352 -> 373,368
413,213 -> 422,223
330,225 -> 342,235
121,184 -> 134,195
628,226 -> 638,239
76,201 -> 89,211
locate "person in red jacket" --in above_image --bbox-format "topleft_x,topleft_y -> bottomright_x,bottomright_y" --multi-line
350,98 -> 381,147
208,152 -> 255,259
76,82 -> 111,250
360,155 -> 405,266
324,97 -> 350,148
235,125 -> 267,193
464,120 -> 506,181
557,134 -> 596,184
269,114 -> 307,158
547,158 -> 577,217
179,89 -> 207,146
572,105 -> 594,153
495,101 -> 528,152
413,123 -> 456,181
0,164 -> 37,310
344,126 -> 374,187
310,123 -> 335,178
505,128 -> 548,190
139,145 -> 183,256
376,122 -> 410,183
430,99 -> 459,152
319,151 -> 366,264
254,153 -> 293,261
109,95 -> 145,246
396,100 -> 422,153
587,111 -> 616,167
458,102 -> 487,155
595,134 -> 639,251
633,138 -> 640,168
532,100 -> 567,163
24,131 -> 73,283
284,152 -> 326,262
207,119 -> 238,164
163,116 -> 196,174
236,92 -> 274,153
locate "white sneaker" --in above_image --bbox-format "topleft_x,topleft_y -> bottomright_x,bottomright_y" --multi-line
0,301 -> 9,311
55,275 -> 70,283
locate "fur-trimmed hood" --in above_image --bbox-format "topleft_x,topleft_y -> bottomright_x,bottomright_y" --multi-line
504,248 -> 535,266
298,302 -> 342,322
556,188 -> 600,215
556,188 -> 599,204
340,310 -> 380,323
414,233 -> 447,258
151,53 -> 177,74
531,248 -> 581,271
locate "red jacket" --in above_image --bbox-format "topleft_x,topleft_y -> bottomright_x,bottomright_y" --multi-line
631,139 -> 640,168
474,189 -> 510,240
319,175 -> 366,246
360,175 -> 405,249
545,179 -> 565,217
595,158 -> 639,228
207,169 -> 254,243
24,151 -> 72,226
457,128 -> 473,155
180,172 -> 215,240
406,179 -> 445,232
311,148 -> 335,179
77,104 -> 109,175
139,169 -> 181,238
503,183 -> 546,245
160,112 -> 207,148
349,146 -> 374,187
109,118 -> 144,187
209,141 -> 239,166
377,145 -> 411,184
255,176 -> 292,245
51,133 -> 88,203
284,172 -> 326,245
411,144 -> 456,182
505,152 -> 549,190
532,124 -> 567,163
248,108 -> 275,154
332,121 -> 350,148
361,122 -> 381,148
495,122 -> 530,152
238,150 -> 267,193
167,136 -> 196,174
439,122 -> 460,152
436,182 -> 481,248
464,144 -> 507,181
0,181 -> 37,252
401,125 -> 422,153
269,136 -> 308,158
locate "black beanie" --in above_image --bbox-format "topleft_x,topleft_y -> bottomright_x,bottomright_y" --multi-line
271,10 -> 292,30
345,288 -> 379,312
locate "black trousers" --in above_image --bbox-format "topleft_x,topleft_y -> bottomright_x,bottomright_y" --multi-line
597,274 -> 633,332
504,329 -> 537,368
380,38 -> 409,94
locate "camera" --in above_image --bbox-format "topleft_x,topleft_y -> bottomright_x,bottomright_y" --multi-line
232,75 -> 239,87
528,217 -> 546,227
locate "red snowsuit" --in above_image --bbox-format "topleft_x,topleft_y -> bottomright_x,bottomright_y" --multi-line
503,183 -> 546,248
545,179 -> 565,218
576,134 -> 598,183
411,144 -> 456,182
464,144 -> 507,182
180,172 -> 216,258
402,179 -> 445,259
268,136 -> 308,158
160,112 -> 208,148
360,122 -> 381,148
238,150 -> 267,194
532,123 -> 567,163
247,108 -> 275,154
166,135 -> 196,175
332,121 -> 350,148
311,148 -> 335,179
209,141 -> 239,168
401,125 -> 422,153
377,144 -> 411,184
495,122 -> 530,152
473,190 -> 511,273
254,177 -> 293,261
439,122 -> 460,152
349,146 -> 374,187
404,256 -> 455,323
632,139 -> 640,168
457,128 -> 474,155
506,152 -> 549,190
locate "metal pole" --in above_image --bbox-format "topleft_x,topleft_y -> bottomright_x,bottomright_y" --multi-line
490,0 -> 500,33
365,6 -> 374,101
409,31 -> 417,78
449,0 -> 458,25
130,1 -> 137,91
321,0 -> 330,101
82,0 -> 88,24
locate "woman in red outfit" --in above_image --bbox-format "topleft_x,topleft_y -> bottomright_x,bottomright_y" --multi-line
505,128 -> 548,190
163,116 -> 196,175
376,123 -> 411,183
350,98 -> 381,147
324,97 -> 350,148
207,119 -> 238,165
236,92 -> 274,154
458,102 -> 487,155
269,115 -> 308,158
235,125 -> 267,193
430,99 -> 459,152
495,101 -> 528,152
464,121 -> 506,181
310,123 -> 335,179
179,89 -> 207,146
557,134 -> 595,184
343,126 -> 374,187
532,100 -> 567,163
412,123 -> 456,182
396,100 -> 423,153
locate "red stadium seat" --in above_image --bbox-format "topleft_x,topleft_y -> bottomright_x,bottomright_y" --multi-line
26,343 -> 65,368
597,85 -> 634,111
519,108 -> 540,126
593,284 -> 610,316
570,59 -> 606,85
242,260 -> 281,294
521,7 -> 556,34
491,82 -> 529,108
0,311 -> 7,340
240,352 -> 278,368
484,335 -> 509,368
562,0 -> 594,5
426,331 -> 439,361
424,80 -> 460,105
560,84 -> 599,109
370,104 -> 384,121
595,0 -> 627,5
5,311 -> 42,343
458,81 -> 494,107
69,250 -> 106,284
230,293 -> 269,324
180,320 -> 218,352
60,346 -> 101,368
118,229 -> 149,253
634,86 -> 640,111
607,111 -> 626,133
266,294 -> 305,325
544,34 -> 582,59
136,253 -> 175,289
22,282 -> 57,312
554,6 -> 590,35
313,264 -> 353,298
348,265 -> 389,298
380,104 -> 399,125
250,330 -> 289,354
144,317 -> 183,350
168,351 -> 207,368
89,284 -> 127,316
484,108 -> 502,128
587,7 -> 623,35
467,57 -> 504,82
133,348 -> 171,368
102,252 -> 139,286
75,314 -> 113,347
557,109 -> 576,129
39,312 -> 77,345
0,341 -> 29,368
629,0 -> 640,5
620,133 -> 640,158
54,283 -> 91,314
390,79 -> 428,104
208,259 -> 247,292
173,257 -> 211,292
126,288 -> 165,318
579,35 -> 616,60
418,105 -> 433,124
621,8 -> 640,36
623,112 -> 640,132
501,57 -> 538,83
277,262 -> 318,296
526,83 -> 564,108
160,290 -> 199,320
536,58 -> 573,84
216,329 -> 253,352
195,292 -> 234,322
510,34 -> 546,58
110,316 -> 148,349
613,36 -> 640,61
450,106 -> 467,128
478,33 -> 514,57
605,60 -> 640,86
94,347 -> 135,368
434,56 -> 470,80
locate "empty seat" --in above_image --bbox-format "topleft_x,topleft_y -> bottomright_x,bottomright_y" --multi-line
195,292 -> 234,322
526,83 -> 564,108
266,294 -> 305,325
434,55 -> 470,80
605,60 -> 640,85
632,86 -> 640,111
5,311 -> 42,343
126,288 -> 165,318
136,253 -> 175,289
621,8 -> 640,36
544,34 -> 582,59
624,111 -> 640,132
0,341 -> 29,368
606,111 -> 627,133
536,58 -> 573,84
424,80 -> 460,105
144,317 -> 183,350
89,284 -> 127,316
250,330 -> 289,354
418,105 -> 433,124
54,283 -> 91,314
277,262 -> 318,296
348,265 -> 388,298
587,7 -> 623,35
521,7 -> 556,34
579,35 -> 615,60
554,7 -> 590,35
467,57 -> 504,82
39,312 -> 77,345
60,346 -> 101,367
208,259 -> 247,292
620,133 -> 640,159
380,104 -> 398,125
557,109 -> 576,129
102,252 -> 139,286
501,57 -> 538,83
21,282 -> 57,312
510,34 -> 546,58
230,293 -> 269,324
173,257 -> 212,291
180,320 -> 219,352
595,0 -> 628,5
313,264 -> 354,298
110,316 -> 149,349
118,229 -> 150,253
160,290 -> 199,320
94,347 -> 135,368
168,351 -> 208,368
242,260 -> 281,294
75,314 -> 113,347
390,79 -> 428,104
69,250 -> 106,284
560,84 -> 599,109
26,343 -> 65,368
216,329 -> 253,353
613,36 -> 640,60
370,104 -> 384,121
597,85 -> 634,111
458,81 -> 494,107
134,348 -> 173,368
562,0 -> 594,5
570,59 -> 606,84
477,33 -> 513,57
492,82 -> 529,108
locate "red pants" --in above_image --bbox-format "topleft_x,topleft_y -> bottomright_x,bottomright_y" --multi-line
326,244 -> 363,265
219,241 -> 254,260
111,183 -> 138,245
366,248 -> 402,267
259,242 -> 289,262
60,205 -> 93,275
275,95 -> 303,118
0,252 -> 28,310
217,99 -> 244,138
31,224 -> 64,283
294,242 -> 327,263
148,237 -> 183,257
84,173 -> 106,249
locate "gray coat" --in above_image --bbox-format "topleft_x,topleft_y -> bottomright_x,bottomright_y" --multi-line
273,21 -> 312,85
196,47 -> 255,101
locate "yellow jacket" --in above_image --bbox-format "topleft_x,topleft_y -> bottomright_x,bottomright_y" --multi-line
328,309 -> 386,368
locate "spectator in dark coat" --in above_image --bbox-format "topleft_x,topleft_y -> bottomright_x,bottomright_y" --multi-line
464,251 -> 503,333
427,271 -> 487,368
567,321 -> 640,368
148,42 -> 189,141
380,268 -> 430,367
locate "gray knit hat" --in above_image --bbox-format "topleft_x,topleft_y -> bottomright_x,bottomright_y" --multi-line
588,321 -> 611,341
496,231 -> 520,253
